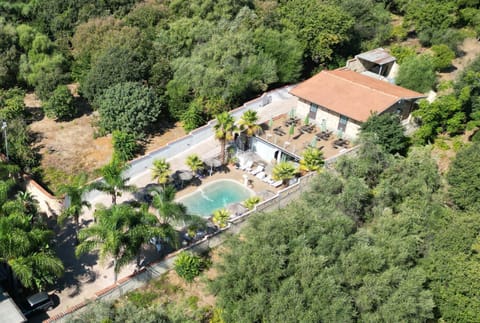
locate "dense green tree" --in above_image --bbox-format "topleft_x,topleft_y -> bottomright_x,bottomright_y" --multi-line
431,44 -> 455,71
181,97 -> 206,132
43,85 -> 76,120
278,0 -> 354,64
447,142 -> 480,211
412,94 -> 466,144
95,82 -> 161,137
0,87 -> 26,121
396,55 -> 436,93
5,118 -> 39,170
360,112 -> 409,155
0,19 -> 20,88
81,45 -> 150,101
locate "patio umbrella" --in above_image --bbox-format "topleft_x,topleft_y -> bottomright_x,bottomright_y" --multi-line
337,129 -> 344,139
268,117 -> 273,130
289,108 -> 295,118
309,136 -> 317,148
321,119 -> 327,132
204,158 -> 222,175
304,115 -> 310,125
178,170 -> 193,187
289,123 -> 295,138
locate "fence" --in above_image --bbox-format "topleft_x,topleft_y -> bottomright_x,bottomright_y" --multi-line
46,146 -> 355,323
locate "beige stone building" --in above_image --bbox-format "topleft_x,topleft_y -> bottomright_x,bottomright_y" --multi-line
290,68 -> 425,139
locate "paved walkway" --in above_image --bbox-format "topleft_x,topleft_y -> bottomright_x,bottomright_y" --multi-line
47,94 -> 297,316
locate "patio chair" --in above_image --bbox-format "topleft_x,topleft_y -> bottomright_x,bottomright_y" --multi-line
250,165 -> 264,175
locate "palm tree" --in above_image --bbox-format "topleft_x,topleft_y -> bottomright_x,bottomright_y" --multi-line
186,154 -> 204,176
76,204 -> 163,283
151,158 -> 171,187
151,185 -> 196,227
92,158 -> 136,205
0,214 -> 64,291
238,110 -> 262,137
299,147 -> 324,173
58,172 -> 92,242
272,161 -> 298,187
15,191 -> 39,223
212,208 -> 229,228
214,112 -> 237,165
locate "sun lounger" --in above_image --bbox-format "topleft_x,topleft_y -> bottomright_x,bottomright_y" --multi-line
262,175 -> 275,185
271,180 -> 283,188
256,171 -> 267,180
250,165 -> 264,175
240,160 -> 253,171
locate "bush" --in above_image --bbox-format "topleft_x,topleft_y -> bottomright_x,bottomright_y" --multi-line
112,130 -> 139,162
431,44 -> 455,71
212,209 -> 230,228
389,44 -> 416,64
43,85 -> 76,120
243,196 -> 261,210
174,251 -> 203,282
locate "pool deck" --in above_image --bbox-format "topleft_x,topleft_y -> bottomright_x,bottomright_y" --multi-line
174,166 -> 277,200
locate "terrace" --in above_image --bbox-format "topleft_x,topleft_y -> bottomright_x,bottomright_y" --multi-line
256,113 -> 352,160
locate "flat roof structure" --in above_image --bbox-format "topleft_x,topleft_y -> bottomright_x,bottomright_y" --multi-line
0,287 -> 27,323
356,48 -> 396,65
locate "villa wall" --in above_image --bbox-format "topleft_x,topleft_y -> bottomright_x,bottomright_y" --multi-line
296,99 -> 360,139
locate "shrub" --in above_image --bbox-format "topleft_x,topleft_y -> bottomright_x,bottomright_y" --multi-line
127,291 -> 157,308
212,208 -> 230,228
112,130 -> 139,162
43,85 -> 76,120
431,44 -> 455,71
389,44 -> 416,64
243,196 -> 261,210
174,251 -> 203,282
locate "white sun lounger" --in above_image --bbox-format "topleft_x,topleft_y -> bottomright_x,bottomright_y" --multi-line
240,160 -> 253,171
271,180 -> 283,188
256,171 -> 267,180
262,175 -> 275,185
250,165 -> 264,175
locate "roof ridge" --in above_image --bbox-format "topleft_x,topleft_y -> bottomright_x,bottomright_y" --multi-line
325,70 -> 400,100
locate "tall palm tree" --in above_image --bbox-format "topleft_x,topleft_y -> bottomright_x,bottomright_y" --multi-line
186,154 -> 204,176
299,147 -> 324,173
151,185 -> 194,226
76,204 -> 163,283
214,112 -> 237,165
58,172 -> 92,242
151,158 -> 171,187
92,158 -> 136,205
272,161 -> 298,187
0,214 -> 64,291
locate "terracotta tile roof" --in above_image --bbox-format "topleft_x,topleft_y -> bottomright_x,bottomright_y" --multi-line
289,69 -> 425,122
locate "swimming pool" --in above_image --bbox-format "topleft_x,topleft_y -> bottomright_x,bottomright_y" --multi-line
177,179 -> 253,217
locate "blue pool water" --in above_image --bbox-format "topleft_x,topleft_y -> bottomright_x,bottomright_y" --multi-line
178,180 -> 253,217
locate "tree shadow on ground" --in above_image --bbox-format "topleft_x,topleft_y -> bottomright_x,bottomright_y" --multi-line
53,221 -> 99,298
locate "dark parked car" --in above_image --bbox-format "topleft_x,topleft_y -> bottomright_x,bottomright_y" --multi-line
22,292 -> 54,317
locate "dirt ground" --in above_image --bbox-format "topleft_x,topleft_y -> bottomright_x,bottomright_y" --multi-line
26,86 -> 186,190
